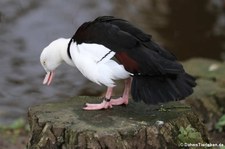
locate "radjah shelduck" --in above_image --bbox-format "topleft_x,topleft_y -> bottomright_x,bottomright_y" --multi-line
40,16 -> 196,110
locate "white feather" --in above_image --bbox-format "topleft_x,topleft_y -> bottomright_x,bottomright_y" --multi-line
70,42 -> 130,87
77,43 -> 115,62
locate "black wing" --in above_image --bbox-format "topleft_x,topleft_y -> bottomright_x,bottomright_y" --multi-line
72,16 -> 184,75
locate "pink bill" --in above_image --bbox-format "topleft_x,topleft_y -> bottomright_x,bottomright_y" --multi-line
43,71 -> 54,85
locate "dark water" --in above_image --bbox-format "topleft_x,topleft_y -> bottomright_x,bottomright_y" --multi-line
0,0 -> 224,124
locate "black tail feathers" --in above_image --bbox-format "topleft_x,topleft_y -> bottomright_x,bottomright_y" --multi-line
131,73 -> 196,104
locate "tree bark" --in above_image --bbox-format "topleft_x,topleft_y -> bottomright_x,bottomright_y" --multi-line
27,96 -> 209,149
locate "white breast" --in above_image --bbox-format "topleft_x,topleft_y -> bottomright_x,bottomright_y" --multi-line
70,42 -> 130,87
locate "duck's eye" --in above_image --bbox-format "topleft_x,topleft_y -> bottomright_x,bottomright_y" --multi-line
43,61 -> 46,65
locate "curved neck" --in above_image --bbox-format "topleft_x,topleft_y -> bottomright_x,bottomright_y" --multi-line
59,38 -> 75,66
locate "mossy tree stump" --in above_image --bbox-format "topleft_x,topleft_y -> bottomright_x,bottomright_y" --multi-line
27,96 -> 209,149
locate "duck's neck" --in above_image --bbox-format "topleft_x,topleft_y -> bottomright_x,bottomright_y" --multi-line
59,38 -> 75,67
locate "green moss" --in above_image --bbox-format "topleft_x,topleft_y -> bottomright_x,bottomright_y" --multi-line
0,118 -> 28,131
178,125 -> 203,144
215,114 -> 225,132
0,118 -> 29,144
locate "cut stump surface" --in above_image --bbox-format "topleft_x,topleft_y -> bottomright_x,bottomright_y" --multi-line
27,96 -> 209,149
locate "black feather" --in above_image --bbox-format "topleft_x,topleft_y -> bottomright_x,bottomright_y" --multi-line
70,16 -> 196,104
131,73 -> 196,104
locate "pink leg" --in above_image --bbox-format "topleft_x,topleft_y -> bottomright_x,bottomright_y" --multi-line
83,78 -> 132,110
83,87 -> 113,110
110,78 -> 132,106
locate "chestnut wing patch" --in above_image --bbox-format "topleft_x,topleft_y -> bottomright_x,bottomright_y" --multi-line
115,52 -> 139,73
